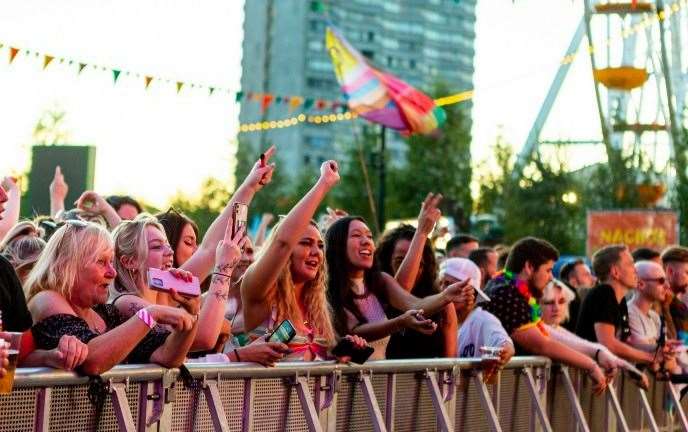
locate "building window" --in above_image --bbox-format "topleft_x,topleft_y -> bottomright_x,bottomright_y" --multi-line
367,31 -> 375,42
409,59 -> 416,69
361,49 -> 375,60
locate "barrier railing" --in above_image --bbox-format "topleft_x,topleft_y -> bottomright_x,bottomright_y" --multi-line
2,357 -> 688,431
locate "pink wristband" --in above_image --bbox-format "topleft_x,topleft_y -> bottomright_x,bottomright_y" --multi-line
136,308 -> 157,329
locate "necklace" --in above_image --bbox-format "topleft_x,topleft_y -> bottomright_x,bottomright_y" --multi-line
494,270 -> 542,323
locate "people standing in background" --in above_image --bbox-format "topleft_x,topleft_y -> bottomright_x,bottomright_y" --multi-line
445,234 -> 479,258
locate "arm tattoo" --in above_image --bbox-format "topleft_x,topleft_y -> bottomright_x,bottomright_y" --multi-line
128,302 -> 143,317
214,259 -> 239,275
212,288 -> 229,302
211,273 -> 231,285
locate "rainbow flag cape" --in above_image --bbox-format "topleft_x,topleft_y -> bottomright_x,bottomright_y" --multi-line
325,26 -> 445,136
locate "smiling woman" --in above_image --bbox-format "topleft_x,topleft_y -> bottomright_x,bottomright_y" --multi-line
25,221 -> 199,374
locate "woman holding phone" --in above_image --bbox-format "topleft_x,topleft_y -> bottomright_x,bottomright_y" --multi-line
109,149 -> 278,354
26,221 -> 198,373
325,216 -> 475,360
241,160 -> 367,362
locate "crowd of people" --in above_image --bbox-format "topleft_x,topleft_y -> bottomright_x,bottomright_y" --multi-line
0,146 -> 686,399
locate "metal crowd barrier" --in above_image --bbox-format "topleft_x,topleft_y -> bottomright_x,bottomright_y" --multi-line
1,356 -> 687,431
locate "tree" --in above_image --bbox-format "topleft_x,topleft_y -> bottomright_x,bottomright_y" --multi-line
389,82 -> 473,230
168,178 -> 231,236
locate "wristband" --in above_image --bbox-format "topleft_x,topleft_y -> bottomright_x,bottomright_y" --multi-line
213,272 -> 232,278
136,308 -> 157,329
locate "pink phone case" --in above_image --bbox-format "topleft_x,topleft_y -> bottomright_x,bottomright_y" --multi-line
147,268 -> 201,297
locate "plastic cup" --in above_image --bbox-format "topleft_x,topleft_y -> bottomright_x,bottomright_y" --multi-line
0,332 -> 22,394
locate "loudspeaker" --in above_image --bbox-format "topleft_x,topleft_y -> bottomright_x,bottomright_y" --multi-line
24,145 -> 96,217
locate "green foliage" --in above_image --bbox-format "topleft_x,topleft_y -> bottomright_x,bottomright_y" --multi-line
168,178 -> 231,237
389,82 -> 473,230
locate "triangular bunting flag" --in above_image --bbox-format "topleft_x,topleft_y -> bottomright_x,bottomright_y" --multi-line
112,69 -> 121,83
176,82 -> 184,93
260,94 -> 274,112
235,91 -> 244,102
144,76 -> 153,89
9,47 -> 19,63
78,63 -> 87,74
288,96 -> 304,112
304,98 -> 314,109
316,99 -> 327,110
209,87 -> 215,96
43,55 -> 54,69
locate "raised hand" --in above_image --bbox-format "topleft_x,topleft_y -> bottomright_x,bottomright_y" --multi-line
318,160 -> 340,188
214,219 -> 249,277
443,280 -> 476,311
245,145 -> 276,191
417,192 -> 442,235
49,166 -> 69,202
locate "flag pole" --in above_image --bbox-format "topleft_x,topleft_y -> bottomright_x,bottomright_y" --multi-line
377,125 -> 386,232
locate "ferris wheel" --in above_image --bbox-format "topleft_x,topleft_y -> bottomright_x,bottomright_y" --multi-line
518,0 -> 688,205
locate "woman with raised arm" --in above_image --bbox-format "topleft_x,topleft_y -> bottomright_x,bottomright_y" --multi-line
110,213 -> 245,354
376,193 -> 458,358
325,216 -> 474,360
26,221 -> 198,374
241,161 -> 366,362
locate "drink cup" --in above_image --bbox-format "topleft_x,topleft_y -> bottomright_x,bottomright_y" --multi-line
0,332 -> 22,394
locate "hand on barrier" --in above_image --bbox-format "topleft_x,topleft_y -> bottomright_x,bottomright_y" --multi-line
44,335 -> 89,371
333,335 -> 370,364
589,363 -> 608,395
400,310 -> 437,335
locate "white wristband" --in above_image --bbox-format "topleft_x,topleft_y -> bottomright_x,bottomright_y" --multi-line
136,308 -> 157,329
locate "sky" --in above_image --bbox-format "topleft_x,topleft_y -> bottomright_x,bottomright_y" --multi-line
0,0 -> 605,208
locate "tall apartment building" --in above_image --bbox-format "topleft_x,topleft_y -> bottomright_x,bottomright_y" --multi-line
238,0 -> 477,175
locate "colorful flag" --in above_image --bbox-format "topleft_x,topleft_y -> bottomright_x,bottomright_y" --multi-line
325,26 -> 445,136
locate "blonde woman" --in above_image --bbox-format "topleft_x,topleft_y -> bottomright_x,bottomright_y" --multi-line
110,214 -> 245,353
242,161 -> 367,361
26,221 -> 198,374
1,235 -> 45,284
540,280 -> 629,374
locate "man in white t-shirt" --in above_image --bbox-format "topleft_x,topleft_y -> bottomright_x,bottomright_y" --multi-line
439,258 -> 514,364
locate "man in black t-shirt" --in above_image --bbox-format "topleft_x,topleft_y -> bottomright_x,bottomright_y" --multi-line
0,185 -> 32,331
559,259 -> 596,333
482,237 -> 607,392
576,245 -> 658,366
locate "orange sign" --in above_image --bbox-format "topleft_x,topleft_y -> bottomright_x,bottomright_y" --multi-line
587,210 -> 679,257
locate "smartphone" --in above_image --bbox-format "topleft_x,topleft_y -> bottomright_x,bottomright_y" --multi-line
147,268 -> 201,297
268,319 -> 297,344
232,202 -> 248,238
331,338 -> 375,364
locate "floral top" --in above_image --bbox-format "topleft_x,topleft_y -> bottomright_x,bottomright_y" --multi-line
32,304 -> 170,365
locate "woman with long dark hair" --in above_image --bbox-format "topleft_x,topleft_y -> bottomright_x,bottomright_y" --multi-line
325,216 -> 473,360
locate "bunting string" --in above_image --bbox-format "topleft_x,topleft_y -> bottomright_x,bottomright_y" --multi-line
2,0 -> 686,134
0,41 -> 344,112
